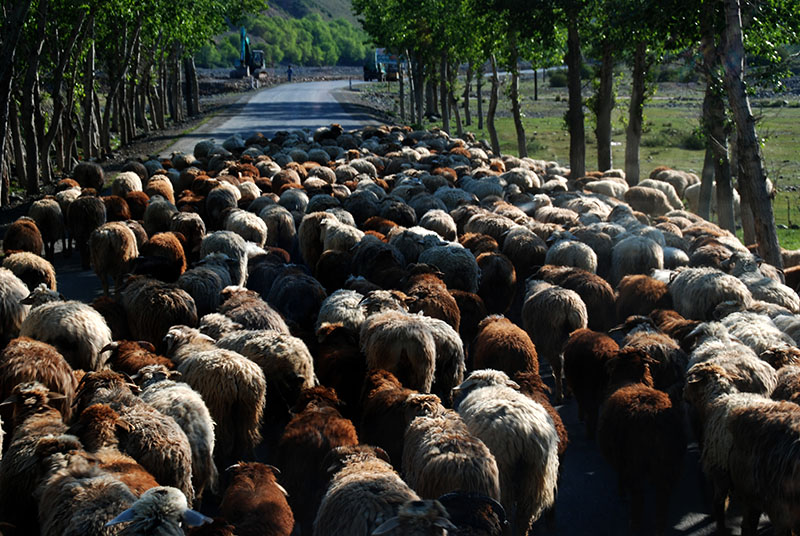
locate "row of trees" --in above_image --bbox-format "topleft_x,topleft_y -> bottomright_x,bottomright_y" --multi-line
196,13 -> 371,68
351,0 -> 799,267
0,0 -> 265,206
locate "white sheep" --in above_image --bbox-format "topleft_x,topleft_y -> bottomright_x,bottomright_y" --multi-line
315,289 -> 366,332
199,231 -> 249,287
89,221 -> 140,296
224,208 -> 269,248
0,268 -> 32,344
545,239 -> 598,274
668,266 -> 753,320
610,235 -> 664,287
453,369 -> 559,536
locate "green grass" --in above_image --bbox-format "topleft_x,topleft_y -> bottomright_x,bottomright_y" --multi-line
370,74 -> 800,247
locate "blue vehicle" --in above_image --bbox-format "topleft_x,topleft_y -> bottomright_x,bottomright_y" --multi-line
230,26 -> 264,79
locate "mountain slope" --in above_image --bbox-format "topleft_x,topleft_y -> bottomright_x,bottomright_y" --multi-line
268,0 -> 357,24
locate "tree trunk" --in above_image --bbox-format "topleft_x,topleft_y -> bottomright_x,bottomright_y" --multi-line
510,65 -> 526,158
21,76 -> 40,195
9,97 -> 26,190
82,35 -> 96,159
0,0 -> 34,206
722,0 -> 780,266
184,55 -> 200,117
534,68 -> 538,101
440,54 -> 449,134
699,147 -> 715,222
399,61 -> 405,122
487,55 -> 501,156
566,19 -> 585,178
463,62 -> 472,126
413,57 -> 424,125
625,40 -> 647,186
595,42 -> 614,171
702,69 -> 736,232
477,64 -> 484,130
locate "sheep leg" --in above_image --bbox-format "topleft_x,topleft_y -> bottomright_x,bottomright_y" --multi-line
711,480 -> 729,536
740,507 -> 760,536
512,500 -> 535,536
551,355 -> 564,404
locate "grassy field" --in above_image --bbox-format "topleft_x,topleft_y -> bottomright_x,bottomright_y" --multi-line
363,72 -> 800,248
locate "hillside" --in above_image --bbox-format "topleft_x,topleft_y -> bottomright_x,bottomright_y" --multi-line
267,0 -> 357,24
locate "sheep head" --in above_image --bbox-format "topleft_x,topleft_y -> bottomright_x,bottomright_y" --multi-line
106,486 -> 211,532
605,347 -> 655,388
372,500 -> 456,536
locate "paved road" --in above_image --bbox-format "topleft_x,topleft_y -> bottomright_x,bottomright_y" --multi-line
160,79 -> 383,158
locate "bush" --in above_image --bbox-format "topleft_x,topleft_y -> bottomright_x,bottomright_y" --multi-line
549,70 -> 568,88
682,127 -> 706,150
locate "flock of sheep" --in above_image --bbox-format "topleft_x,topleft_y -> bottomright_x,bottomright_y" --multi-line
0,122 -> 799,536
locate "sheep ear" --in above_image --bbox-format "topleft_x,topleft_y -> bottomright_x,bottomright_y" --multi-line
373,447 -> 391,464
182,509 -> 213,527
47,392 -> 67,401
20,293 -> 36,305
505,380 -> 520,390
116,419 -> 132,433
433,518 -> 457,530
105,508 -> 136,526
137,341 -> 157,352
168,370 -> 182,381
0,394 -> 18,407
371,517 -> 402,535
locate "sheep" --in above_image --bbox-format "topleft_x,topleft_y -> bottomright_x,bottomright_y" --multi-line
224,208 -> 268,248
621,330 -> 688,399
65,403 -> 160,496
402,407 -> 501,501
199,231 -> 249,287
112,171 -> 143,197
388,226 -> 447,264
471,315 -> 538,380
501,226 -> 548,281
350,235 -> 407,289
718,310 -> 796,356
273,387 -> 358,535
142,196 -> 178,237
265,268 -> 328,336
424,316 -> 467,407
0,382 -> 69,532
668,266 -> 753,320
475,252 -> 517,315
137,232 -> 187,282
134,365 -> 218,502
29,197 -> 64,260
615,274 -> 672,322
73,161 -> 105,190
436,492 -> 507,536
453,369 -> 559,536
419,209 -> 457,241
723,251 -> 800,313
623,185 -> 672,217
19,289 -> 112,371
562,328 -> 620,438
259,204 -> 297,254
370,500 -> 458,535
119,276 -> 198,348
418,244 -> 480,293
638,178 -> 683,210
772,365 -> 800,404
102,340 -> 175,377
89,222 -> 140,295
216,286 -> 290,333
163,325 -> 267,468
544,239 -> 598,274
67,194 -> 107,269
37,458 -> 138,536
361,310 -> 437,393
218,463 -> 294,536
2,251 -> 56,291
2,216 -> 43,255
170,212 -> 206,264
0,336 -> 76,423
102,195 -> 132,222
105,486 -> 212,534
176,254 -> 234,317
315,289 -> 366,332
610,235 -> 664,287
73,370 -> 196,504
683,362 -> 779,535
533,264 -> 616,333
312,445 -> 421,536
726,399 -> 800,535
144,174 -> 175,204
216,328 -> 317,426
596,347 -> 686,534
521,279 -> 588,403
404,270 -> 461,331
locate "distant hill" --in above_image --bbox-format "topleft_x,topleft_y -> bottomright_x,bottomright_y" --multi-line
267,0 -> 357,24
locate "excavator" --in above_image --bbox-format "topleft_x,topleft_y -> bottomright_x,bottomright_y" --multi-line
230,26 -> 264,79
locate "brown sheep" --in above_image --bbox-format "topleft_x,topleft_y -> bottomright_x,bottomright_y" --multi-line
450,289 -> 489,352
596,348 -> 686,535
219,462 -> 294,536
0,337 -> 76,426
615,274 -> 673,324
274,387 -> 359,535
102,340 -> 175,376
471,315 -> 539,380
67,403 -> 160,496
459,232 -> 500,256
476,252 -> 517,315
138,231 -> 188,281
312,323 -> 366,420
404,270 -> 461,332
2,217 -> 43,256
648,309 -> 702,353
102,195 -> 132,222
91,295 -> 131,340
125,190 -> 150,220
2,251 -> 57,291
562,328 -> 620,438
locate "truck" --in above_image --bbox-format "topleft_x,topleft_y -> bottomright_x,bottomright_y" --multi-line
364,49 -> 403,82
363,55 -> 385,81
230,26 -> 264,79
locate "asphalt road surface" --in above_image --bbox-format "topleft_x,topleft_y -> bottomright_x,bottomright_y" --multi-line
11,79 -> 776,535
160,79 -> 383,158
